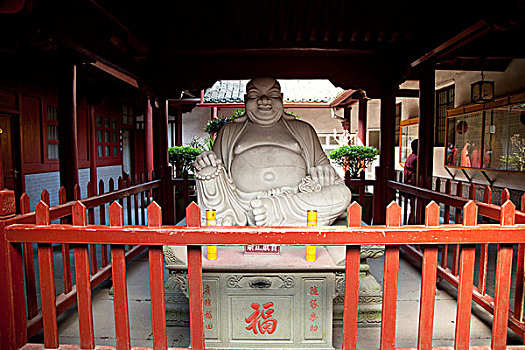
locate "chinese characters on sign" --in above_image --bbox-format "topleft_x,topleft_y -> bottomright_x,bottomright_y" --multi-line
244,244 -> 281,255
245,302 -> 278,335
202,282 -> 218,336
305,281 -> 323,339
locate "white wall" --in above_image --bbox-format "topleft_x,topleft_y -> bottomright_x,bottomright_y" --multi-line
24,165 -> 122,211
180,107 -> 212,146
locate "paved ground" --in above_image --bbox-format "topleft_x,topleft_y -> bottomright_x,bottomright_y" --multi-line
27,246 -> 523,349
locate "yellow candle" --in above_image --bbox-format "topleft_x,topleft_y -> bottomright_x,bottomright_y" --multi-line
206,209 -> 217,260
306,210 -> 317,262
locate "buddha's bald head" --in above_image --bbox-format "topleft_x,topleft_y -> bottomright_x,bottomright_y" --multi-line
246,77 -> 281,93
244,78 -> 284,126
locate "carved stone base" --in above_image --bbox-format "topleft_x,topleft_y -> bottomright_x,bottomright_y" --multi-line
333,267 -> 383,327
332,244 -> 384,328
165,271 -> 190,327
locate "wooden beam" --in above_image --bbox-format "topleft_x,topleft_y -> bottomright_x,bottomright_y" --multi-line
396,89 -> 419,98
411,20 -> 491,68
90,61 -> 139,89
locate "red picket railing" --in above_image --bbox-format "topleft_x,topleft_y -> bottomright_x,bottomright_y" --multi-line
388,177 -> 525,340
4,199 -> 525,350
0,174 -> 160,349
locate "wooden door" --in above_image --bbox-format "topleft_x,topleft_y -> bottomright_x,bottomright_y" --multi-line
0,114 -> 20,195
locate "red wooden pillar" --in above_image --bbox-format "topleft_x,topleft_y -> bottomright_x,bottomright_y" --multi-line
417,66 -> 435,184
175,105 -> 183,147
89,106 -> 97,198
145,98 -> 154,179
58,64 -> 79,201
358,97 -> 368,146
0,133 -> 3,190
153,98 -> 175,224
342,107 -> 351,145
376,91 -> 396,224
416,65 -> 435,223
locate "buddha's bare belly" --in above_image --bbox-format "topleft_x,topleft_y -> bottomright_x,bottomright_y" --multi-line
231,146 -> 307,192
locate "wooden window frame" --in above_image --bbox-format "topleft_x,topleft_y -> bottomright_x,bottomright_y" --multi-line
435,84 -> 455,146
398,117 -> 419,166
95,113 -> 121,166
45,105 -> 59,161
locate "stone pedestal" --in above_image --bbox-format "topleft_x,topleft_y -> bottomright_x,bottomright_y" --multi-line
165,246 -> 336,348
164,244 -> 385,348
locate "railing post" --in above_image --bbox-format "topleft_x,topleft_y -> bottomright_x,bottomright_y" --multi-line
186,202 -> 205,350
36,201 -> 59,349
417,202 -> 439,350
492,201 -> 515,350
0,188 -> 23,350
342,203 -> 362,350
147,202 -> 168,350
109,202 -> 131,350
72,202 -> 95,349
380,202 -> 401,350
454,201 -> 477,350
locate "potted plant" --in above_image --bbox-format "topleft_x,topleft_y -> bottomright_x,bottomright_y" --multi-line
168,146 -> 203,178
328,145 -> 378,223
169,146 -> 202,222
328,145 -> 378,179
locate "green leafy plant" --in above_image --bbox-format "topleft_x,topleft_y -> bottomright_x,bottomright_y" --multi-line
204,109 -> 245,135
169,146 -> 202,176
328,145 -> 379,178
188,135 -> 214,151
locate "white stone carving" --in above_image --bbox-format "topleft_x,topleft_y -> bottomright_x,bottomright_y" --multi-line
194,77 -> 351,226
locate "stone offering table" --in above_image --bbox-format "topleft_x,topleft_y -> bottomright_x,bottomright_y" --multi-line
164,244 -> 384,348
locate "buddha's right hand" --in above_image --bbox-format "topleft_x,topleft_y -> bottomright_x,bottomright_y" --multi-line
193,151 -> 219,171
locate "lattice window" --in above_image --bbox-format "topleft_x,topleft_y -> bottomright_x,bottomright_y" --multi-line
96,114 -> 120,159
46,105 -> 59,159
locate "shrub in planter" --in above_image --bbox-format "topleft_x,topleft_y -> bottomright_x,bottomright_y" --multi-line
169,146 -> 203,177
328,145 -> 379,178
204,109 -> 245,135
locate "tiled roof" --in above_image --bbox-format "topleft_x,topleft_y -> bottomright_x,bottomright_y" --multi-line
203,80 -> 343,104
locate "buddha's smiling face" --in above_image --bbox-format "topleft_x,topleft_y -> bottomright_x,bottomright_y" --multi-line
245,77 -> 284,126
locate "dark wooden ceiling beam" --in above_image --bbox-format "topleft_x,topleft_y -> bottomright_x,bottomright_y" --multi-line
411,20 -> 491,68
396,89 -> 419,98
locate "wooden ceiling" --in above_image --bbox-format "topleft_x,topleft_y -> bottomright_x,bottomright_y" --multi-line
1,0 -> 524,97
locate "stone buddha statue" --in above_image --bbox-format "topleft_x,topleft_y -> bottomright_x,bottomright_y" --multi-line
193,77 -> 351,226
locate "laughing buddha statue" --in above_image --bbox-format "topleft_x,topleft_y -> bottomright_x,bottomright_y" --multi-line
193,77 -> 351,226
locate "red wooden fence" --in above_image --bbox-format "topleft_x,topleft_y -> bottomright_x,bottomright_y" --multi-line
3,199 -> 525,350
0,174 -> 160,349
388,177 -> 525,340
